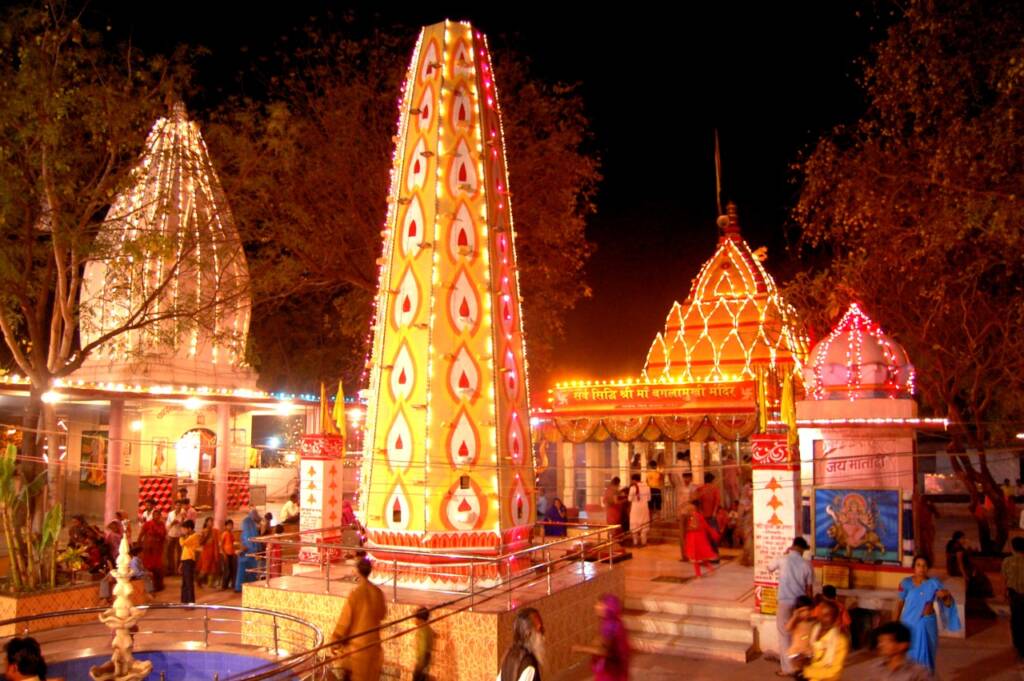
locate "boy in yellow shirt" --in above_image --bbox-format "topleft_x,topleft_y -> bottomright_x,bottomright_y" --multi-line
179,519 -> 201,604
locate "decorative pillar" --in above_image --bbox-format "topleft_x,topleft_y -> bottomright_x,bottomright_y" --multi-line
298,434 -> 346,564
617,442 -> 630,486
214,404 -> 231,531
104,400 -> 125,525
90,534 -> 152,680
751,434 -> 802,616
584,442 -> 603,506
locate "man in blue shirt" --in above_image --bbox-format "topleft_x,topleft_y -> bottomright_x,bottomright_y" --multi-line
768,536 -> 813,677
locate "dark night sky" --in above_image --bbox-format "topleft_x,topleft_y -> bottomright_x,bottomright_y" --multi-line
86,2 -> 882,387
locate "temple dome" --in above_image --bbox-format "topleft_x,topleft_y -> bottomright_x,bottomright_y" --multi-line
803,303 -> 914,400
73,102 -> 255,390
643,204 -> 807,383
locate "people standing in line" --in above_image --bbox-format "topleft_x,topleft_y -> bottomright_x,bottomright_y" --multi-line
646,461 -> 663,520
220,519 -> 237,590
896,554 -> 960,673
4,636 -> 46,681
627,473 -> 651,548
603,477 -> 623,539
280,492 -> 301,525
800,600 -> 849,681
696,473 -> 721,557
680,503 -> 718,577
768,536 -> 813,678
332,558 -> 387,681
1002,536 -> 1024,665
498,608 -> 545,681
675,471 -> 698,561
870,621 -> 934,680
235,508 -> 262,592
413,606 -> 435,681
139,508 -> 167,592
179,519 -> 200,604
572,594 -> 630,681
544,498 -> 568,537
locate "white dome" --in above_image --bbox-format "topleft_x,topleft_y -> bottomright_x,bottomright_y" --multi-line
803,303 -> 913,400
73,102 -> 255,390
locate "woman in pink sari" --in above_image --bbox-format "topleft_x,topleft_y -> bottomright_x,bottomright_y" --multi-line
575,593 -> 630,680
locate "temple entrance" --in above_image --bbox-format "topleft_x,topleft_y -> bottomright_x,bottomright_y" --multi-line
177,428 -> 217,508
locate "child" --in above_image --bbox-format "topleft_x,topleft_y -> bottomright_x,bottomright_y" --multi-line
413,607 -> 435,681
816,585 -> 851,632
179,519 -> 200,604
221,519 -> 237,590
129,545 -> 155,598
681,503 -> 719,577
268,524 -> 284,579
786,595 -> 817,669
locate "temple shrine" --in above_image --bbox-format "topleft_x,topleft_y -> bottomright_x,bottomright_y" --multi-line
533,203 -> 808,515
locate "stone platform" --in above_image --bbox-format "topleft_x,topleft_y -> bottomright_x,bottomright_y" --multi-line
242,559 -> 624,680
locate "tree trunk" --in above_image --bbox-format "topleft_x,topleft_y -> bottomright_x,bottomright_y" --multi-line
41,402 -> 63,520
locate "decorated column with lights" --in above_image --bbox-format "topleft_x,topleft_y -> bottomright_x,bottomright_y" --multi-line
360,21 -> 534,572
751,434 -> 801,616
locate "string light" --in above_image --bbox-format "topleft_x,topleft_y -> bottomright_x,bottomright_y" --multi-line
642,207 -> 807,384
77,101 -> 254,389
806,303 -> 915,401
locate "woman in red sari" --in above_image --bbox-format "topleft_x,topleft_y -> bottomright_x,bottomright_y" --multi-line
139,508 -> 167,592
682,503 -> 719,578
197,516 -> 221,587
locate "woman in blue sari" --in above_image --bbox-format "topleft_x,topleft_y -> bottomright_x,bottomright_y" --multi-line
896,553 -> 961,672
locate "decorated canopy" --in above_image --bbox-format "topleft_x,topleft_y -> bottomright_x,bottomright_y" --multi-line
360,21 -> 534,557
803,303 -> 914,400
643,204 -> 807,384
74,102 -> 255,390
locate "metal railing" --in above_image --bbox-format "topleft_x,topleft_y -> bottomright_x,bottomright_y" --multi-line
0,603 -> 323,677
247,520 -> 624,608
226,519 -> 635,680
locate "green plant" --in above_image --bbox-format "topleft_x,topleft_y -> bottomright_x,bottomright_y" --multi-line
56,545 -> 87,574
0,443 -> 61,591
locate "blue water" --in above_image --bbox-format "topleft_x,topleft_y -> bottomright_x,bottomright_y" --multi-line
49,650 -> 286,680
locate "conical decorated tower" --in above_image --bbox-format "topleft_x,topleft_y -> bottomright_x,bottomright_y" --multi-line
361,21 -> 534,571
74,101 -> 254,390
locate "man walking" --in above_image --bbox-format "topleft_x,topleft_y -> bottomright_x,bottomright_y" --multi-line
1002,536 -> 1024,665
768,537 -> 813,677
333,558 -> 387,681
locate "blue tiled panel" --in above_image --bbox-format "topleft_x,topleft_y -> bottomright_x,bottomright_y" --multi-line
49,651 -> 291,680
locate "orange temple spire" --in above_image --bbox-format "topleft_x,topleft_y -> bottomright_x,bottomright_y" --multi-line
360,21 -> 535,566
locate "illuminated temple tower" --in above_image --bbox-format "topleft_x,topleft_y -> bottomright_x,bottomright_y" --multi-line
361,21 -> 535,568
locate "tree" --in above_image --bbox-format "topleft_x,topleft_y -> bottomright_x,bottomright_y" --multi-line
207,20 -> 600,392
788,0 -> 1024,551
0,3 -> 192,484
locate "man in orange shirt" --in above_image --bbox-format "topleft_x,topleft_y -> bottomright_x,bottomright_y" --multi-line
220,519 -> 237,590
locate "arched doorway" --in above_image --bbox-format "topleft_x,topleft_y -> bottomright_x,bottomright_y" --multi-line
177,428 -> 217,508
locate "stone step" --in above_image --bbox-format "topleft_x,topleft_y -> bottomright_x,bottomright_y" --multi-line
622,609 -> 754,644
628,631 -> 754,663
624,596 -> 751,622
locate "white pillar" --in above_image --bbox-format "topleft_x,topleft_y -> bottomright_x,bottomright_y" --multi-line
104,400 -> 125,525
617,442 -> 630,487
561,442 -> 575,508
690,441 -> 704,484
214,403 -> 231,530
585,442 -> 603,507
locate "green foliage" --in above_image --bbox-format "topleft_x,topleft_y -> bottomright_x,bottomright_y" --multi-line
207,19 -> 600,390
789,0 -> 1024,549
